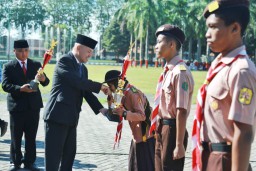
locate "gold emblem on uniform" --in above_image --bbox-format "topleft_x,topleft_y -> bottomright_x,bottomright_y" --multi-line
239,88 -> 253,105
211,100 -> 218,110
138,98 -> 142,104
208,1 -> 219,12
179,65 -> 186,71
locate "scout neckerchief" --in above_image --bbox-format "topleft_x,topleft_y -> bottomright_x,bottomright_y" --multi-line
149,59 -> 183,135
113,83 -> 132,149
191,54 -> 244,171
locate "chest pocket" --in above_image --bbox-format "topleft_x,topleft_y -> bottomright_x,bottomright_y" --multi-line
207,79 -> 229,100
162,73 -> 173,93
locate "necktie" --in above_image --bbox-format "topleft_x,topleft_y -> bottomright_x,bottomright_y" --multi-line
191,54 -> 242,171
79,63 -> 83,77
149,66 -> 169,135
21,61 -> 26,75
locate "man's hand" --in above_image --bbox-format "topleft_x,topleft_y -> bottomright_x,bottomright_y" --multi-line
20,84 -> 36,93
35,68 -> 46,82
99,108 -> 108,116
107,95 -> 114,107
101,85 -> 111,95
112,106 -> 124,117
173,144 -> 185,160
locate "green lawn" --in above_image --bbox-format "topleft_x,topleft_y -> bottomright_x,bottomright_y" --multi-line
0,64 -> 207,104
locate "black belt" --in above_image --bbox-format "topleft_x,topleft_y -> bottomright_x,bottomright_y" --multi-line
160,119 -> 176,126
202,142 -> 231,152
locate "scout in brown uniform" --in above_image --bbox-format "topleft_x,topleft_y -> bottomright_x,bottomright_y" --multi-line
154,24 -> 194,171
104,70 -> 155,171
200,0 -> 256,170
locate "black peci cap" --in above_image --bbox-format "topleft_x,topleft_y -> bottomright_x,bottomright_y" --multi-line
104,70 -> 121,83
155,24 -> 185,45
76,34 -> 98,49
203,0 -> 250,18
14,40 -> 29,49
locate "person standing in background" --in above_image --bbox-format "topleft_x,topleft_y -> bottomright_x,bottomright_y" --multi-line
2,39 -> 49,171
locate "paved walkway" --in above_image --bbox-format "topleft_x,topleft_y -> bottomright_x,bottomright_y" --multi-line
0,97 -> 256,170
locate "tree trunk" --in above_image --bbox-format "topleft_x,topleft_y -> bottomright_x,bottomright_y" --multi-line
139,37 -> 143,67
188,38 -> 193,61
145,25 -> 149,68
197,38 -> 201,61
135,39 -> 137,67
21,24 -> 26,39
130,33 -> 133,66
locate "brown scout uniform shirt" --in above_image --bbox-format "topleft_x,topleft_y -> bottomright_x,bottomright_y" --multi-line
122,84 -> 151,143
202,46 -> 256,143
158,55 -> 194,119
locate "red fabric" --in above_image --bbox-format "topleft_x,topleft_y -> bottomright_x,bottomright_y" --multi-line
191,55 -> 242,171
149,66 -> 169,135
42,52 -> 52,69
113,84 -> 132,149
21,61 -> 26,75
120,54 -> 131,79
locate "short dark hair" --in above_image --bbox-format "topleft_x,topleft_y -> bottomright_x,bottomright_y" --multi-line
214,6 -> 250,36
165,35 -> 182,51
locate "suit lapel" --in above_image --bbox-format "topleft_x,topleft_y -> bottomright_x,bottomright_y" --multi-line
68,52 -> 80,73
14,60 -> 26,78
26,59 -> 33,79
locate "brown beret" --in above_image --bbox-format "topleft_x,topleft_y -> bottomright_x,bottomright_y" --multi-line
203,0 -> 250,18
155,24 -> 185,45
76,34 -> 98,49
14,40 -> 29,49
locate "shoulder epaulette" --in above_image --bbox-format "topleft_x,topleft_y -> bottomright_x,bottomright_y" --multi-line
179,64 -> 186,71
130,86 -> 138,93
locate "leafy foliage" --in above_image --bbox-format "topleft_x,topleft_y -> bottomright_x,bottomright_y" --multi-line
102,19 -> 130,58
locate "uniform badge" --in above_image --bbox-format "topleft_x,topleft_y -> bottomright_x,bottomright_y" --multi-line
131,86 -> 138,93
179,65 -> 187,71
208,1 -> 219,12
182,82 -> 188,91
138,98 -> 142,104
239,87 -> 253,105
211,100 -> 218,110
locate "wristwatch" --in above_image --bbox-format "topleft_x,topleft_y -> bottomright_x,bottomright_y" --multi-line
122,111 -> 127,120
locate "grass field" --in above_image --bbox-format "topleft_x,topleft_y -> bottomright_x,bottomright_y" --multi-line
0,64 -> 207,104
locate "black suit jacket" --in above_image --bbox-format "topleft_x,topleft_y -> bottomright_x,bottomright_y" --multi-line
43,52 -> 103,126
1,58 -> 50,112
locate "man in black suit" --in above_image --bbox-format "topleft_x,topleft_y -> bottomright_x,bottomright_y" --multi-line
43,34 -> 110,171
2,40 -> 50,171
0,118 -> 8,137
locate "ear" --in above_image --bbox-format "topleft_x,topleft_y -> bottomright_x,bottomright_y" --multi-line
77,44 -> 80,51
231,22 -> 241,34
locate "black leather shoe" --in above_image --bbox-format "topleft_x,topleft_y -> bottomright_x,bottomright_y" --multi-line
24,164 -> 40,171
9,164 -> 21,171
0,120 -> 8,137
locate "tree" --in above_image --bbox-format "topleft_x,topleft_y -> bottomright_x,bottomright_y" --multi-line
3,0 -> 46,38
115,0 -> 162,67
94,0 -> 125,58
102,19 -> 130,60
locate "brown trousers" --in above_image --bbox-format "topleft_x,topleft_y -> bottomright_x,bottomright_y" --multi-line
202,150 -> 252,171
155,125 -> 188,171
